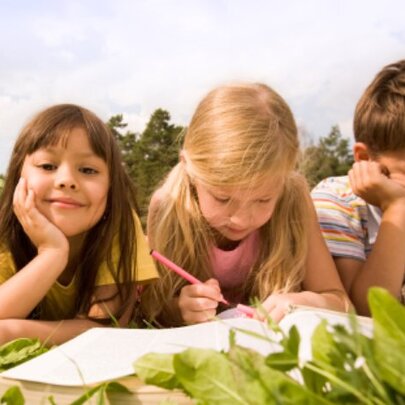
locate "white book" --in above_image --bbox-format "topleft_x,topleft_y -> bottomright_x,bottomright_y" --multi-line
1,307 -> 373,387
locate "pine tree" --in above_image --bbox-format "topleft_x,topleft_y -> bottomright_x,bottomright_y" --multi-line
300,125 -> 353,188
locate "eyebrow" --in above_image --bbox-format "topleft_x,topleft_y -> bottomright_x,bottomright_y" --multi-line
38,148 -> 101,159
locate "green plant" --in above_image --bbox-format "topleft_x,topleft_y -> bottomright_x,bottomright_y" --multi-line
135,288 -> 405,404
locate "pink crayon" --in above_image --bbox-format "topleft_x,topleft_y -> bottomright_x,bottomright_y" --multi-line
150,250 -> 254,318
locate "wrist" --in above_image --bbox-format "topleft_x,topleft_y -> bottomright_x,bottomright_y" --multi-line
382,201 -> 405,223
37,245 -> 69,265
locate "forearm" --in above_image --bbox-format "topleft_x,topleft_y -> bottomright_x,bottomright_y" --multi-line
295,290 -> 349,313
0,249 -> 68,319
350,206 -> 405,315
0,318 -> 104,346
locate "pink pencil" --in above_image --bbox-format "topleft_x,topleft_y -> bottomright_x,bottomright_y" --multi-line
150,250 -> 255,318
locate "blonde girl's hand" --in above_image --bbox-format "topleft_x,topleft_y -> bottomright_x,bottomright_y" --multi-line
178,278 -> 224,325
260,293 -> 300,323
13,178 -> 68,253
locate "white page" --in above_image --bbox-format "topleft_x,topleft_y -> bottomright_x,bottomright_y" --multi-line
1,309 -> 373,387
1,318 -> 278,386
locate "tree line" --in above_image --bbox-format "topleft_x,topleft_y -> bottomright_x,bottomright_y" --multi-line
0,109 -> 353,223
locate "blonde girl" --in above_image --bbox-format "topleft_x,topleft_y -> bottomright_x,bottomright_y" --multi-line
0,104 -> 157,345
142,83 -> 349,326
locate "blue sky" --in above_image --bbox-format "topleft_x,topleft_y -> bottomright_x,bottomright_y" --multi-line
0,0 -> 404,173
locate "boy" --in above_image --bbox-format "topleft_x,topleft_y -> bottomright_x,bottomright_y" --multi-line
312,59 -> 405,316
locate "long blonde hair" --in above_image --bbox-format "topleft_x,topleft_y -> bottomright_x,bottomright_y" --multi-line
142,83 -> 311,323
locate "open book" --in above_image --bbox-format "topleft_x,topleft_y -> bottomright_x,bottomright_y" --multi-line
1,307 -> 373,387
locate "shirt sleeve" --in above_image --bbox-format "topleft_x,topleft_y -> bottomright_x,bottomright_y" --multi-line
311,177 -> 367,261
0,250 -> 17,284
96,214 -> 158,286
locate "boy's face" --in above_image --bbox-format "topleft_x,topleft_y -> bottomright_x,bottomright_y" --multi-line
374,150 -> 405,188
354,142 -> 405,188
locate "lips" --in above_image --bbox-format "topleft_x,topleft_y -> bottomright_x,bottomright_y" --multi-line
224,226 -> 247,234
46,197 -> 85,208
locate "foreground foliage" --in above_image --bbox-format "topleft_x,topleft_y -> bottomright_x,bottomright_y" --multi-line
1,288 -> 403,404
135,288 -> 405,405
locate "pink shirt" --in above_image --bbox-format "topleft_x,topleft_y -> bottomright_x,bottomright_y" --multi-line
210,231 -> 260,303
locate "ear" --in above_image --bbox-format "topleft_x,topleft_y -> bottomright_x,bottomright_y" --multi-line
353,142 -> 372,162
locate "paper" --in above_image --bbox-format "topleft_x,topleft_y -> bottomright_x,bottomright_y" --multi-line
1,309 -> 373,387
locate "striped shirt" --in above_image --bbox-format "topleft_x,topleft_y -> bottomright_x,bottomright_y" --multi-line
312,175 -> 405,303
311,176 -> 378,261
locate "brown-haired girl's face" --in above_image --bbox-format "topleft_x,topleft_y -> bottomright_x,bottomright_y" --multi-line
19,127 -> 109,238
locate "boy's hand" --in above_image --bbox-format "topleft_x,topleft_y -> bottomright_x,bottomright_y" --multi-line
349,161 -> 405,211
13,178 -> 69,253
178,278 -> 223,324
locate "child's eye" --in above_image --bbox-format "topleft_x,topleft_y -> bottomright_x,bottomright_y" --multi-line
257,198 -> 271,204
213,196 -> 230,203
38,163 -> 56,171
80,167 -> 98,175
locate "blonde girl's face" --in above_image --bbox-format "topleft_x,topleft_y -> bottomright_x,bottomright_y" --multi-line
195,179 -> 283,242
20,127 -> 110,238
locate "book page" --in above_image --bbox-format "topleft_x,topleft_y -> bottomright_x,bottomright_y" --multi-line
1,318 -> 278,386
1,309 -> 373,387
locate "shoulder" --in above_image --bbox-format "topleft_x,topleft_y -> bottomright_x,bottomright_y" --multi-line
311,177 -> 368,260
311,176 -> 366,214
149,186 -> 167,211
312,176 -> 354,199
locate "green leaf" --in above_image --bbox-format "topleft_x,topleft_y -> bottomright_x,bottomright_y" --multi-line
369,287 -> 405,395
265,351 -> 298,372
70,381 -> 130,405
0,386 -> 25,405
258,364 -> 330,405
173,348 -> 248,404
0,338 -> 48,371
134,353 -> 180,390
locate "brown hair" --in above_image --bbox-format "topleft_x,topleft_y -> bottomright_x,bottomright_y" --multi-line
354,59 -> 405,153
0,104 -> 139,320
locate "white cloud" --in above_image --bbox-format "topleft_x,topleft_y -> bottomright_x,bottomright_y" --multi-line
0,0 -> 404,173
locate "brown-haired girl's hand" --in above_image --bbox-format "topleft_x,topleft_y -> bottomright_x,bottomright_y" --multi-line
13,178 -> 69,254
178,278 -> 224,325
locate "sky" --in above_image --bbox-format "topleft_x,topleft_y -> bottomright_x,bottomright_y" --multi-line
0,0 -> 404,174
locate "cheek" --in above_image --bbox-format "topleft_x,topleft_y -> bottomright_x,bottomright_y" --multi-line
199,199 -> 226,224
91,184 -> 109,210
390,173 -> 405,188
22,174 -> 47,197
254,204 -> 276,226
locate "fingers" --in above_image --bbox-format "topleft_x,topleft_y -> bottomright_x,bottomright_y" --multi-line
12,178 -> 68,251
13,178 -> 36,229
179,279 -> 223,324
349,161 -> 381,193
260,294 -> 292,323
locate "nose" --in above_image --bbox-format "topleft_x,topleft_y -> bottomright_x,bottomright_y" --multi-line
55,166 -> 78,190
228,204 -> 252,228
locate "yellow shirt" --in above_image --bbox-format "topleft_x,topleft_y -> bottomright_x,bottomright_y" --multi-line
0,215 -> 157,320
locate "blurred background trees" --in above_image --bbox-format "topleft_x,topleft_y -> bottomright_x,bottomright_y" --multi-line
0,112 -> 353,226
299,125 -> 353,188
108,109 -> 183,222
